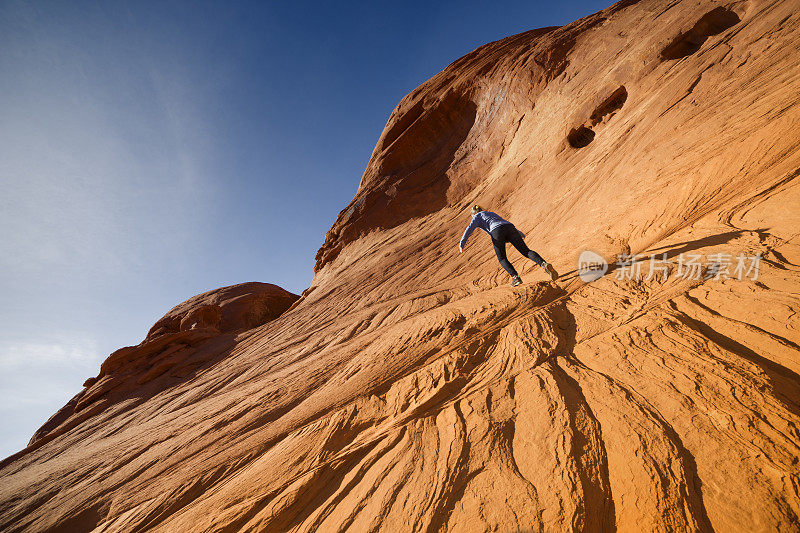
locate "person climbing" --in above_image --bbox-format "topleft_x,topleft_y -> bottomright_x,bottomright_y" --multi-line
458,205 -> 558,286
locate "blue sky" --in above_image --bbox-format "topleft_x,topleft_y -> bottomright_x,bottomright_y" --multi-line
0,0 -> 612,459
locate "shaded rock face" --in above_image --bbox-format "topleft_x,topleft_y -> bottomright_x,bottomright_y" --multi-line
2,0 -> 800,531
315,90 -> 478,269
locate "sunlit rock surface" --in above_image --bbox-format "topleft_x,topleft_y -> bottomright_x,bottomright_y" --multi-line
2,0 -> 799,530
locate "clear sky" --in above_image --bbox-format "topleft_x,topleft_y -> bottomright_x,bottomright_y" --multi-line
0,0 -> 612,459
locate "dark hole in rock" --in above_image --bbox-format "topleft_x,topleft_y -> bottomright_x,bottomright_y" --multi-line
568,126 -> 596,148
661,7 -> 740,61
590,86 -> 628,125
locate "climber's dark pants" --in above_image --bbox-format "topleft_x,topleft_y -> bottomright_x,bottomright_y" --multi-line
490,223 -> 545,277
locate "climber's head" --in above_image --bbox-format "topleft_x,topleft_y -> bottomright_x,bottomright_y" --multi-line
471,205 -> 483,215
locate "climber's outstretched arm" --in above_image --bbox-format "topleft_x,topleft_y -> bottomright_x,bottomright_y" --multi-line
459,217 -> 479,252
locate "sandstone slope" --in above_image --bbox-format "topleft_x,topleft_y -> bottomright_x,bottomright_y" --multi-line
1,0 -> 799,531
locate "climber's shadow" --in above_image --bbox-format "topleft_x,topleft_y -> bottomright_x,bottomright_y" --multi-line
646,228 -> 763,259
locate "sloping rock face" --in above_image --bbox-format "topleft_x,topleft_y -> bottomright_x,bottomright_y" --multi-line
18,282 -> 299,464
2,0 -> 800,531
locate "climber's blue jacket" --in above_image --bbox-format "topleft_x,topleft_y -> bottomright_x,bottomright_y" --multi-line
459,211 -> 513,248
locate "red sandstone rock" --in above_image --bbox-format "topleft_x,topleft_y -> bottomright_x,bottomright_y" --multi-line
2,0 -> 800,531
22,282 -> 298,453
146,282 -> 299,339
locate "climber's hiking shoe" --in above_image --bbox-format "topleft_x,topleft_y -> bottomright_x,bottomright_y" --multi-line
511,275 -> 523,287
543,262 -> 559,281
